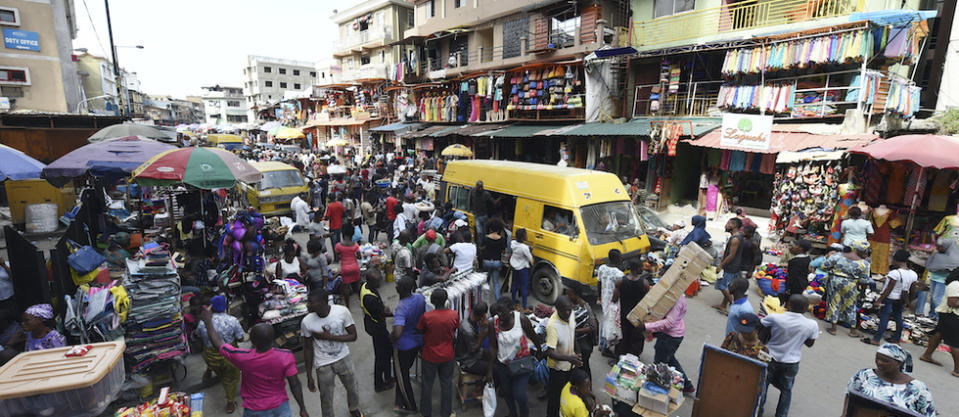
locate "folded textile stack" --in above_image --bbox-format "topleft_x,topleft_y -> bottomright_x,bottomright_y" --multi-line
124,256 -> 186,374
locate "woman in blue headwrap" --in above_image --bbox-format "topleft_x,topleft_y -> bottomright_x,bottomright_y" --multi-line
681,215 -> 711,248
848,343 -> 936,417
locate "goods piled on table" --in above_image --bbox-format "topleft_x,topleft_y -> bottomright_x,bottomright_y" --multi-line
754,263 -> 787,296
114,388 -> 203,417
604,354 -> 685,416
123,249 -> 186,374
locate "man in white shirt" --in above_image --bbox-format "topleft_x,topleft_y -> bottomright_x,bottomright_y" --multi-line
870,250 -> 918,345
290,193 -> 312,231
302,289 -> 363,417
759,294 -> 818,417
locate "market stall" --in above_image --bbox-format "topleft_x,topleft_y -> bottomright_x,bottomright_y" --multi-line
769,151 -> 849,246
847,135 -> 959,268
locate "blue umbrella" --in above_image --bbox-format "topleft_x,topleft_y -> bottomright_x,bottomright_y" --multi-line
0,144 -> 46,181
42,135 -> 176,186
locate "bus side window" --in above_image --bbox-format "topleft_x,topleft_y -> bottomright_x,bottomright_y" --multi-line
542,205 -> 576,237
449,185 -> 471,212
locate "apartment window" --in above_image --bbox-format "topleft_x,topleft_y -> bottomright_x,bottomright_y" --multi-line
0,7 -> 20,26
502,15 -> 528,59
454,0 -> 462,8
279,68 -> 287,74
359,20 -> 369,31
310,71 -> 317,77
293,83 -> 300,90
450,35 -> 469,67
425,0 -> 434,18
407,10 -> 414,27
293,69 -> 300,76
1,86 -> 23,97
550,14 -> 580,49
280,82 -> 287,88
0,67 -> 30,85
264,80 -> 273,87
227,100 -> 241,107
264,66 -> 272,73
361,54 -> 371,65
654,0 -> 695,18
321,72 -> 326,79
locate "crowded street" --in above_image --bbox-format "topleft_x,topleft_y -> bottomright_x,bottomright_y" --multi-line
2,1 -> 959,417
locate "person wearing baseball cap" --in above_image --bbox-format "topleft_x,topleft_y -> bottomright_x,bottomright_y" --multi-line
721,312 -> 770,362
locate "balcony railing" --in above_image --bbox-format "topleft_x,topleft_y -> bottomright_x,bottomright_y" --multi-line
631,0 -> 864,48
632,81 -> 722,117
335,27 -> 394,52
341,64 -> 389,81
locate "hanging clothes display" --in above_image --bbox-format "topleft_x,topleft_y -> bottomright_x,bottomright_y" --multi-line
846,70 -> 882,104
869,206 -> 903,275
721,29 -> 873,76
885,78 -> 921,118
717,84 -> 795,114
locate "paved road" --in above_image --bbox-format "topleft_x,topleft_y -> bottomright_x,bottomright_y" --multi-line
188,233 -> 958,417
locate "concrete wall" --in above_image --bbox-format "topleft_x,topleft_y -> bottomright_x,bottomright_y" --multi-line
0,0 -> 78,112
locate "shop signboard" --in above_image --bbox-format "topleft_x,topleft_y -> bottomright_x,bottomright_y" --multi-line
720,113 -> 772,151
3,28 -> 39,51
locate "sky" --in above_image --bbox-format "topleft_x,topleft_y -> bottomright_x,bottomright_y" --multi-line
73,0 -> 342,98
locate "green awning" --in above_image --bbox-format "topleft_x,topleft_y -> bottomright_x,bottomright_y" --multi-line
530,117 -> 721,137
482,124 -> 573,138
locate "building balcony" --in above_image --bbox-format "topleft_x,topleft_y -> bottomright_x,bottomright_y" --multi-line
631,0 -> 864,50
341,64 -> 390,82
333,27 -> 394,57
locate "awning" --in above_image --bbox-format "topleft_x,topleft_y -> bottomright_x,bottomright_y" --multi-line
483,124 -> 573,138
406,125 -> 456,139
454,123 -> 509,136
302,118 -> 373,128
427,125 -> 461,138
849,10 -> 937,26
369,122 -> 426,134
688,130 -> 879,154
533,117 -> 720,137
775,150 -> 846,164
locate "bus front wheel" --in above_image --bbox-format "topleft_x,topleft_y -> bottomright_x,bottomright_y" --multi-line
532,267 -> 561,305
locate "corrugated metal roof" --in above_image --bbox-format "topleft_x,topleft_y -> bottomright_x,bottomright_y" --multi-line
369,122 -> 426,133
406,125 -> 455,138
688,130 -> 879,154
428,125 -> 461,137
482,124 -> 573,138
532,117 -> 721,137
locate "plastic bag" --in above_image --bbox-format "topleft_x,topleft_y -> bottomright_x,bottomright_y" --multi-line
483,383 -> 497,417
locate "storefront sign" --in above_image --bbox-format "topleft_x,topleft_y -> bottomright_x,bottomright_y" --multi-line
720,113 -> 772,151
3,29 -> 39,51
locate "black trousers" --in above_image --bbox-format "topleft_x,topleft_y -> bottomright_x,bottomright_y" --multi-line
395,347 -> 420,410
546,368 -> 571,417
365,324 -> 393,387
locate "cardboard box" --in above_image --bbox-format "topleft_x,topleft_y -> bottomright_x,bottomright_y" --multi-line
628,242 -> 713,326
638,386 -> 670,415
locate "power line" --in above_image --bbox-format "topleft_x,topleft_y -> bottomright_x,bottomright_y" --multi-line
80,0 -> 108,58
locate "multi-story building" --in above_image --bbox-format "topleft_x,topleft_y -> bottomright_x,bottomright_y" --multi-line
145,95 -> 203,125
76,53 -> 120,115
242,55 -> 317,121
315,58 -> 341,85
331,0 -> 414,82
199,85 -> 248,125
0,0 -> 83,112
144,95 -> 172,124
122,69 -> 145,118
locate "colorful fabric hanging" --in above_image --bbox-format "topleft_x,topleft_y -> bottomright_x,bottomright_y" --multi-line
717,84 -> 795,114
721,29 -> 873,76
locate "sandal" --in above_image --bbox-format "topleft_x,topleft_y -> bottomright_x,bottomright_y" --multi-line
919,356 -> 942,366
826,328 -> 837,335
861,337 -> 879,346
226,401 -> 237,414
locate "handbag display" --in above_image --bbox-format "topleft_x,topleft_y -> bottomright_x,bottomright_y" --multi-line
66,240 -> 106,275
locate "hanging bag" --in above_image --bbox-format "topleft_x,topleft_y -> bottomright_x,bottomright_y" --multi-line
66,239 -> 106,275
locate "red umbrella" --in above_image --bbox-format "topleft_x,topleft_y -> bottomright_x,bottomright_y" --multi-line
847,134 -> 959,169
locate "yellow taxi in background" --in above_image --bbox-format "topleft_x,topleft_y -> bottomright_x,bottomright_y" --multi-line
239,161 -> 308,216
440,160 -> 650,303
206,134 -> 244,150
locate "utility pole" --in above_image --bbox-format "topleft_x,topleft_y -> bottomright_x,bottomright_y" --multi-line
104,0 -> 125,118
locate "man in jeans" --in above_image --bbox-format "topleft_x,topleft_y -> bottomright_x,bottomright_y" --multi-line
416,289 -> 460,417
470,181 -> 495,245
759,294 -> 818,417
199,307 -> 309,417
641,295 -> 695,394
301,289 -> 363,417
391,277 -> 426,413
545,296 -> 583,417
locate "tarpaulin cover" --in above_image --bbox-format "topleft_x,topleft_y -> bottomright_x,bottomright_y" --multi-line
847,134 -> 959,169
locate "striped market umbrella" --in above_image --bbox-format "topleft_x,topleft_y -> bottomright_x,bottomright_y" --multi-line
132,147 -> 261,189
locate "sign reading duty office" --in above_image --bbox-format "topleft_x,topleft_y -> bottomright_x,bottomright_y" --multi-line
720,113 -> 773,151
3,28 -> 39,51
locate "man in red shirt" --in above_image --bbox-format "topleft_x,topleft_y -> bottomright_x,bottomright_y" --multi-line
386,190 -> 400,222
325,195 -> 346,248
416,288 -> 459,417
199,307 -> 310,417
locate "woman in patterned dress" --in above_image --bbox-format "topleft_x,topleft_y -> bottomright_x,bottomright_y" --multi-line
848,343 -> 936,417
823,239 -> 872,337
